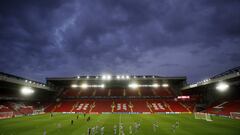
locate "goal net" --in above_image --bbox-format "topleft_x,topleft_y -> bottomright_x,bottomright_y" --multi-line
194,112 -> 212,121
0,112 -> 14,119
230,112 -> 240,120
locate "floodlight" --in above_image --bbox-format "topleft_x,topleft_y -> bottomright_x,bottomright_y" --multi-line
162,83 -> 169,87
128,83 -> 139,89
100,84 -> 105,88
116,75 -> 120,79
77,76 -> 80,79
121,75 -> 125,79
102,75 -> 107,80
107,75 -> 112,80
21,87 -> 34,96
71,84 -> 78,88
152,83 -> 160,88
216,82 -> 229,92
86,76 -> 89,79
80,83 -> 88,89
126,75 -> 130,79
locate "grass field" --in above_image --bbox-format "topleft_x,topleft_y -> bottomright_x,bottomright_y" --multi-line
0,113 -> 240,135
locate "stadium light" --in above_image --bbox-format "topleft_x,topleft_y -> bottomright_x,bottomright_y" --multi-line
107,75 -> 112,80
121,75 -> 125,79
21,87 -> 34,96
126,75 -> 130,79
100,84 -> 105,88
71,84 -> 78,88
216,82 -> 229,92
128,83 -> 139,89
162,83 -> 169,88
80,83 -> 88,89
86,76 -> 89,79
77,76 -> 80,79
102,75 -> 106,80
116,75 -> 120,79
102,74 -> 112,80
152,83 -> 160,88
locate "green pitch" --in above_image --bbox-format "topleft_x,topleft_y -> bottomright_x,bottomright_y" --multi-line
0,113 -> 240,135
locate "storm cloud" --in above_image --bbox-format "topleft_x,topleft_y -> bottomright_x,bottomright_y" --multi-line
0,0 -> 240,83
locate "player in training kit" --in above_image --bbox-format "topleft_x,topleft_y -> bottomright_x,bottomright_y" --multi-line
129,125 -> 133,134
57,123 -> 62,129
153,123 -> 156,132
91,127 -> 95,135
119,124 -> 123,135
88,128 -> 91,135
95,125 -> 99,134
172,124 -> 176,133
100,126 -> 104,135
43,128 -> 47,135
134,122 -> 139,133
176,121 -> 179,128
153,122 -> 158,133
87,116 -> 91,122
113,125 -> 117,135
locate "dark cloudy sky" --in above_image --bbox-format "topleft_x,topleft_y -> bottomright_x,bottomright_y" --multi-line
0,0 -> 240,83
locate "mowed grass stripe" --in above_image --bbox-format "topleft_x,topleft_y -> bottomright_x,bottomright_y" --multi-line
0,114 -> 240,135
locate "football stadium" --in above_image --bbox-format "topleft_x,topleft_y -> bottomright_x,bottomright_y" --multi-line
1,0 -> 240,135
0,67 -> 240,135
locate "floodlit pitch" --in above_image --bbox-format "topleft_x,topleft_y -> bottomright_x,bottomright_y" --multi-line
0,114 -> 240,135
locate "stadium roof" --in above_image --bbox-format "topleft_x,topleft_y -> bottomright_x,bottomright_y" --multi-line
182,66 -> 240,90
47,75 -> 186,88
0,72 -> 50,91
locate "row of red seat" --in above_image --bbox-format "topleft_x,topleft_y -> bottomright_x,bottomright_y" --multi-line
206,100 -> 240,115
45,99 -> 194,113
0,102 -> 44,118
62,88 -> 174,97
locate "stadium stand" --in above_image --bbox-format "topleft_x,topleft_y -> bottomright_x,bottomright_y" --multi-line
206,99 -> 240,115
140,88 -> 154,96
44,99 -> 194,114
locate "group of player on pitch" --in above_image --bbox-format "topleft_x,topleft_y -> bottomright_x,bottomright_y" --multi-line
44,113 -> 180,135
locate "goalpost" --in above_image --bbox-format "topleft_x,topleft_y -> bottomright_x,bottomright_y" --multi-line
230,112 -> 240,120
194,112 -> 212,121
0,112 -> 14,119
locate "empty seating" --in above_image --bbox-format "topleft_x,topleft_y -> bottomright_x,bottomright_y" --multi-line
206,100 -> 240,115
110,89 -> 124,96
125,89 -> 139,96
154,88 -> 173,97
44,99 -> 194,113
62,87 -> 176,97
63,89 -> 79,97
95,89 -> 109,96
140,88 -> 154,96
